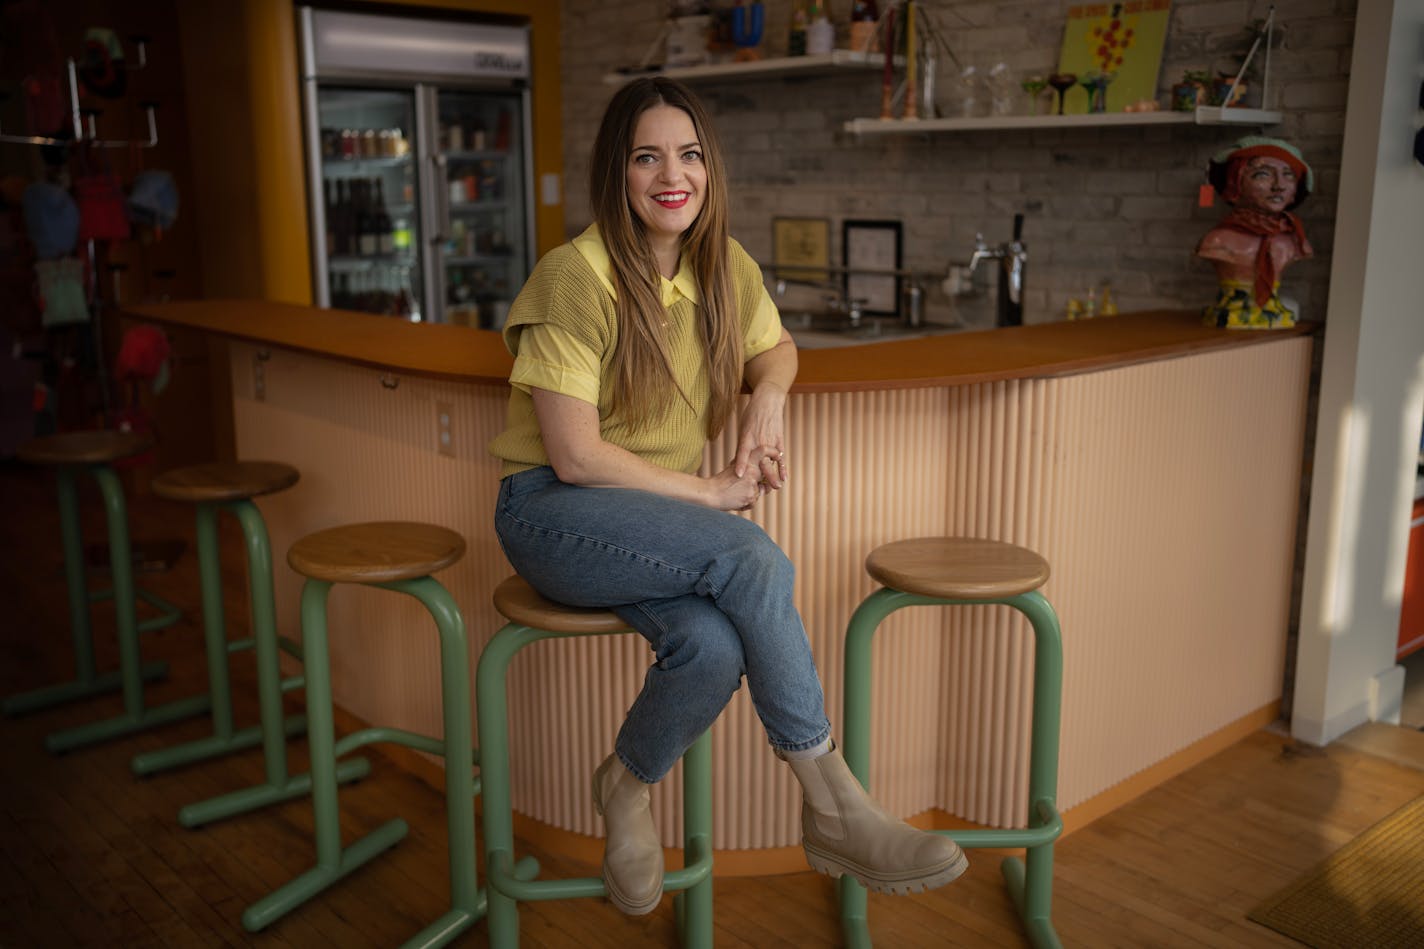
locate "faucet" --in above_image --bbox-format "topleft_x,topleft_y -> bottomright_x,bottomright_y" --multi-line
965,213 -> 1028,327
768,262 -> 911,329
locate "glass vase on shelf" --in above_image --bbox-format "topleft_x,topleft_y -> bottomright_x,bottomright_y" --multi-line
955,65 -> 984,118
987,62 -> 1017,116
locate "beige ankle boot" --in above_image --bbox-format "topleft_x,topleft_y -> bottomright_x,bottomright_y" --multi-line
592,754 -> 664,915
786,746 -> 968,894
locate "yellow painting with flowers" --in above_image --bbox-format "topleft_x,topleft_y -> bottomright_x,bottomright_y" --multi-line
1056,1 -> 1171,114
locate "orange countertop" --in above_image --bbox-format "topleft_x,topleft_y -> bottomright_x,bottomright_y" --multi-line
125,300 -> 1317,393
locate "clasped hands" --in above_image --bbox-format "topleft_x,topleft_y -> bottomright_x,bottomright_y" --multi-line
708,396 -> 787,511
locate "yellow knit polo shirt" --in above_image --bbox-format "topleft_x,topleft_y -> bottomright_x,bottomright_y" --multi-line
488,225 -> 783,477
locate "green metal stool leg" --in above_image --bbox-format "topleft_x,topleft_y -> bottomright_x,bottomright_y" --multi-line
3,466 -> 167,716
477,620 -> 525,949
57,466 -> 96,683
44,466 -> 209,754
195,502 -> 235,738
838,589 -> 902,949
675,729 -> 713,949
477,620 -> 714,948
242,579 -> 407,933
838,588 -> 1065,949
387,572 -> 481,940
239,499 -> 298,787
390,575 -> 483,949
130,502 -> 233,775
175,501 -> 369,826
1000,590 -> 1063,949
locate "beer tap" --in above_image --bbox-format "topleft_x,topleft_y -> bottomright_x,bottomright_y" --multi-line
965,213 -> 1028,327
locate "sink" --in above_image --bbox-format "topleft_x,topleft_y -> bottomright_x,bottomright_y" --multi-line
782,312 -> 964,349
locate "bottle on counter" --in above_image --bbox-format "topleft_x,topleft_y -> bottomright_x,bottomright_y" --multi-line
788,0 -> 809,55
806,2 -> 834,55
1100,283 -> 1118,316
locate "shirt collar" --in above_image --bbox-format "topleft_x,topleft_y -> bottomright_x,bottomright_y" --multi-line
572,224 -> 699,308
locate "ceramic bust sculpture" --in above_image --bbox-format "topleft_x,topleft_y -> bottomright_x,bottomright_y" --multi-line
1195,136 -> 1314,329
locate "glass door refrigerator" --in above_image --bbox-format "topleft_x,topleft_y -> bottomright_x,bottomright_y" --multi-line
298,6 -> 534,328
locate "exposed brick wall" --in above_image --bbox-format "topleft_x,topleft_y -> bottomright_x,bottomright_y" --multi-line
559,0 -> 1354,329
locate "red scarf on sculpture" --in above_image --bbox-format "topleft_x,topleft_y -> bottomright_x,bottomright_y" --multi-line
1215,207 -> 1312,306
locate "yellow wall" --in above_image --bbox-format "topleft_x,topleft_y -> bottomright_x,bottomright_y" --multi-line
177,0 -> 563,304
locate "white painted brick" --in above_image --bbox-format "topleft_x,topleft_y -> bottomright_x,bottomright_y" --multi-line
1175,1 -> 1252,31
1282,79 -> 1349,110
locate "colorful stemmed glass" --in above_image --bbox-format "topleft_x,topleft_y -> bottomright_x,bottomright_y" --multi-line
1047,73 -> 1076,115
1077,72 -> 1099,113
1022,76 -> 1047,115
1090,71 -> 1116,113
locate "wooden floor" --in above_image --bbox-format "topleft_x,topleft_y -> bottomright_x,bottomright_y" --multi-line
3,458 -> 1423,948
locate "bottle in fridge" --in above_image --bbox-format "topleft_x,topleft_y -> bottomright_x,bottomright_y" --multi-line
299,6 -> 535,326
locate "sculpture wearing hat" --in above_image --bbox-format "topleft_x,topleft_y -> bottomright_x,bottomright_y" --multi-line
1196,136 -> 1314,329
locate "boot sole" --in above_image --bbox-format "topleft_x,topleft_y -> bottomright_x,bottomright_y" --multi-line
803,841 -> 970,895
603,879 -> 662,916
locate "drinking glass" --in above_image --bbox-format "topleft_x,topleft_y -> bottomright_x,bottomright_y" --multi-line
1047,73 -> 1076,115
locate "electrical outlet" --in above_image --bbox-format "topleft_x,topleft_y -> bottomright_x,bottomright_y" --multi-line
436,402 -> 454,456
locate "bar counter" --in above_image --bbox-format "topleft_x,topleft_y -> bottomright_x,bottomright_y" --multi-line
127,300 -> 1316,873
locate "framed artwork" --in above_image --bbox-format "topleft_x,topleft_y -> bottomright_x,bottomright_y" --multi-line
771,217 -> 831,284
1057,1 -> 1171,114
842,219 -> 901,317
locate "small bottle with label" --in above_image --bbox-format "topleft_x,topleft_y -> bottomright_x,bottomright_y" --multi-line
788,0 -> 808,55
1100,283 -> 1119,316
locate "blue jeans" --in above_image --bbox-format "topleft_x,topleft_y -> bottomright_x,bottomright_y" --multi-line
494,466 -> 832,783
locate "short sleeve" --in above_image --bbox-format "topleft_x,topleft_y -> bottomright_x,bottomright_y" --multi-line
743,281 -> 783,360
508,323 -> 602,406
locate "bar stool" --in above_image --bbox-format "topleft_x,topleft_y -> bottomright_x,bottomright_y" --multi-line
838,537 -> 1064,949
129,461 -> 370,826
5,431 -> 193,753
477,575 -> 713,949
241,521 -> 482,948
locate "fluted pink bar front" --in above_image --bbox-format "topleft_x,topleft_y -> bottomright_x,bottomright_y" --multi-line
217,326 -> 1312,851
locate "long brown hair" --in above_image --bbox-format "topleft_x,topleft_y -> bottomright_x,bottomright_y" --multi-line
589,77 -> 740,438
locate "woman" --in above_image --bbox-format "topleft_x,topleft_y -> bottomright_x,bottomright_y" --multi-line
489,77 -> 965,916
1195,136 -> 1313,329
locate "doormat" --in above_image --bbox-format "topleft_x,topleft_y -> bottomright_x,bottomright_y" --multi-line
1247,794 -> 1424,948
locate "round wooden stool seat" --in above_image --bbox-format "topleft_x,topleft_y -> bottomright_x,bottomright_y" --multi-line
151,461 -> 300,503
492,575 -> 626,634
17,430 -> 153,466
287,521 -> 465,584
867,537 -> 1050,600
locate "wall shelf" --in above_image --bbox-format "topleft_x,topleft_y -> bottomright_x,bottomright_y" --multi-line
843,106 -> 1282,137
603,49 -> 888,85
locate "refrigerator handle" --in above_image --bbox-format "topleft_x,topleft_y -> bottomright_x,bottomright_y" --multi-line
431,152 -> 451,244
